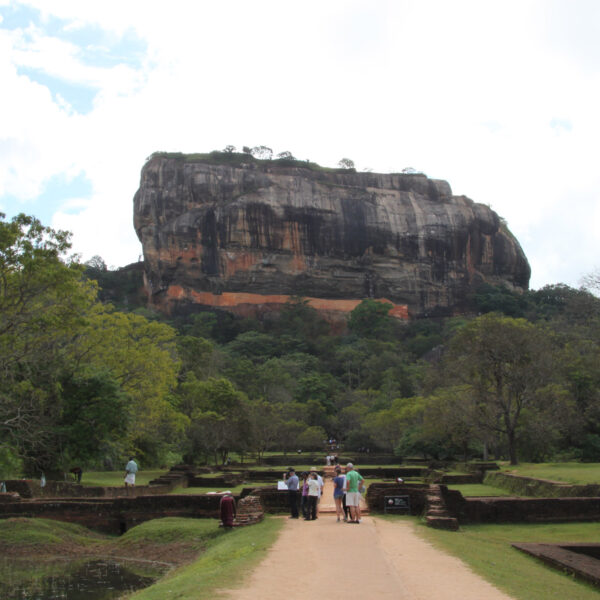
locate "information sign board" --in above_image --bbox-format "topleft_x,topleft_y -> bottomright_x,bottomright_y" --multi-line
384,495 -> 411,514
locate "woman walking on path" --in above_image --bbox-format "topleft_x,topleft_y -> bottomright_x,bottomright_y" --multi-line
332,466 -> 345,522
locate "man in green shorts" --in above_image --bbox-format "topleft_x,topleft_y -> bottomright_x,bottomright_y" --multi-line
344,462 -> 363,523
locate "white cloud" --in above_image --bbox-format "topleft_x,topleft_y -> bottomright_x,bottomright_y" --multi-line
2,0 -> 599,286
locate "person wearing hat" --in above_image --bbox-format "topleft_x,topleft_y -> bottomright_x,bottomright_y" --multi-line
283,467 -> 300,518
344,462 -> 364,523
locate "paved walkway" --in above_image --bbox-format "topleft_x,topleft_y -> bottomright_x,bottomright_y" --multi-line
222,476 -> 514,600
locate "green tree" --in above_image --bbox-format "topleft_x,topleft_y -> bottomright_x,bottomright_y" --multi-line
74,310 -> 183,463
251,145 -> 273,160
58,370 -> 129,466
276,151 -> 294,160
0,213 -> 99,472
178,377 -> 249,464
338,158 -> 355,169
347,299 -> 394,339
296,425 -> 327,450
422,386 -> 481,461
445,313 -> 557,464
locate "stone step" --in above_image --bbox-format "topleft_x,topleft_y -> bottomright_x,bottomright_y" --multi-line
426,516 -> 459,531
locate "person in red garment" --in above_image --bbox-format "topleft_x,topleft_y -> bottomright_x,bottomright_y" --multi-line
220,493 -> 237,528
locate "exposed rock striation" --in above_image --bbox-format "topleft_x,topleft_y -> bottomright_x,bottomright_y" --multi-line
134,153 -> 530,318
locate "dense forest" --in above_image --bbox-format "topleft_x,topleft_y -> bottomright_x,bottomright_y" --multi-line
2,212 -> 600,476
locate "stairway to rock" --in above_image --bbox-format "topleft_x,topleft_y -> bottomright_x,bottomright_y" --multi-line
148,464 -> 197,488
425,484 -> 459,530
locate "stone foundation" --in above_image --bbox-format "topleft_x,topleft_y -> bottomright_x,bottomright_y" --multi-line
484,471 -> 600,497
0,494 -> 225,534
513,543 -> 600,588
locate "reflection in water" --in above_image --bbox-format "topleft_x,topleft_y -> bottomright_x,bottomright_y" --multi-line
0,557 -> 163,599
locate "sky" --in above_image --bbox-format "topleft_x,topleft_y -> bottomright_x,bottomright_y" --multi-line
1,0 -> 598,290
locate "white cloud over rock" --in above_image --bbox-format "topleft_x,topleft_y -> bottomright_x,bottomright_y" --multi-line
1,0 -> 598,288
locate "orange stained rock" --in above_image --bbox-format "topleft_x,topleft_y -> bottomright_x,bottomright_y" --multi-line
163,287 -> 409,320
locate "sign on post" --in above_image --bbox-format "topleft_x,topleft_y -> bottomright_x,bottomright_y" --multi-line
384,495 -> 411,514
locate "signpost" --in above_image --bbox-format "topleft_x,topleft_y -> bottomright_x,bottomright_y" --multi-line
384,495 -> 411,514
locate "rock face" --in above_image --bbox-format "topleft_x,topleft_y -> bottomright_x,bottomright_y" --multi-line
133,153 -> 530,318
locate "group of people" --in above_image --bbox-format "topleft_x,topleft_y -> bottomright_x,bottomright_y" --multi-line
325,454 -> 339,466
283,462 -> 364,523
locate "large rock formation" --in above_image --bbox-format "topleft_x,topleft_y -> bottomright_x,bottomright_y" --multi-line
133,153 -> 530,319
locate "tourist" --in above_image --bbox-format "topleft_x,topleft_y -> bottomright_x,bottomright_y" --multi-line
220,493 -> 236,528
69,466 -> 83,483
344,462 -> 364,523
310,467 -> 324,517
305,472 -> 320,520
300,472 -> 310,520
332,465 -> 346,522
283,467 -> 299,518
124,456 -> 138,489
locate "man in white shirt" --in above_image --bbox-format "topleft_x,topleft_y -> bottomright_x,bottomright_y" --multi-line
310,467 -> 324,517
124,457 -> 138,490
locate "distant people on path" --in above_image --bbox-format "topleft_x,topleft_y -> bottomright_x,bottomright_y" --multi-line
283,467 -> 300,518
344,462 -> 364,523
124,456 -> 138,489
305,472 -> 320,520
332,465 -> 346,522
220,493 -> 236,528
300,471 -> 310,520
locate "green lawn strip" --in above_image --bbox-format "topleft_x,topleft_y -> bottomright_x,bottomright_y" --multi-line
116,517 -> 223,550
415,519 -> 600,600
447,484 -> 515,497
500,462 -> 600,485
0,517 -> 106,547
81,470 -> 165,487
126,516 -> 284,600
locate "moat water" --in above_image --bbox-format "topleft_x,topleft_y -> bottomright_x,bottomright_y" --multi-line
0,557 -> 165,599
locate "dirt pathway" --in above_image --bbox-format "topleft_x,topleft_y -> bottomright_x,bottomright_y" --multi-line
222,480 -> 514,600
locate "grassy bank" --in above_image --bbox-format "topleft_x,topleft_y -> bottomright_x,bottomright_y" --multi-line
80,470 -> 165,487
127,516 -> 284,599
1,515 -> 285,599
446,483 -> 514,497
0,518 -> 105,549
417,520 -> 600,600
500,462 -> 600,485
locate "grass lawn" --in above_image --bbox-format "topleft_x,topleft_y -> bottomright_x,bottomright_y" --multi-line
447,483 -> 515,497
80,470 -> 165,487
128,516 -> 284,600
417,519 -> 600,600
500,462 -> 600,485
0,516 -> 284,598
0,517 -> 106,548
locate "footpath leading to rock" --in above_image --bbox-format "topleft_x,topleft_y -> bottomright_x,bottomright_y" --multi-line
222,479 -> 514,600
